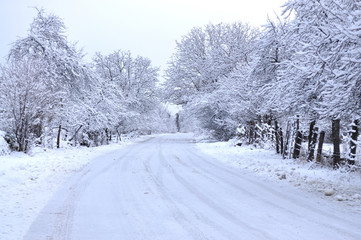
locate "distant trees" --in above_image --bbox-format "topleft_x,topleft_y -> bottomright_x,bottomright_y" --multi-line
0,9 -> 173,152
164,0 -> 361,167
165,22 -> 258,139
93,50 -> 169,136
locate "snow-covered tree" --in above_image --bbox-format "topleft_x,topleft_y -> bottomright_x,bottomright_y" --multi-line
93,50 -> 171,136
275,0 -> 361,121
0,59 -> 50,151
1,9 -> 87,151
165,22 -> 258,101
249,18 -> 289,118
165,22 -> 258,139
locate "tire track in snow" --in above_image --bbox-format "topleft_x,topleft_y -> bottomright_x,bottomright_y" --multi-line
141,146 -> 210,240
157,151 -> 248,239
25,142 -> 150,240
115,143 -> 161,240
175,145 -> 361,240
145,137 -> 240,239
161,155 -> 273,240
154,138 -> 242,239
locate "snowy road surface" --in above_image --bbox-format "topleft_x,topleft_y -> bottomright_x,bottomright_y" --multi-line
24,134 -> 361,240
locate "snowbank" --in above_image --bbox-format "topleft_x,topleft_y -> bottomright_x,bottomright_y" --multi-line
196,141 -> 361,209
0,142 -> 133,240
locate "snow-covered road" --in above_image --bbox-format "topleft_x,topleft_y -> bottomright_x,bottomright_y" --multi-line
24,134 -> 361,240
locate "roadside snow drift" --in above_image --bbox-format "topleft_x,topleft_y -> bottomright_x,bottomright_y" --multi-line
0,142 -> 132,240
196,141 -> 361,209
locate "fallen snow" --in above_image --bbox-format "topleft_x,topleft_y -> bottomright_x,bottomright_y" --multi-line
22,133 -> 361,240
196,140 -> 361,210
2,134 -> 361,239
0,141 -> 134,240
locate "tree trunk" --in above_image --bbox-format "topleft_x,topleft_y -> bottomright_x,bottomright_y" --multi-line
280,128 -> 284,155
267,116 -> 273,142
57,124 -> 62,149
293,116 -> 302,159
175,113 -> 180,132
257,115 -> 263,140
348,120 -> 359,165
316,131 -> 325,163
116,130 -> 122,142
308,120 -> 316,152
105,128 -> 109,145
332,119 -> 341,168
283,122 -> 290,159
23,118 -> 29,152
69,125 -> 83,146
293,131 -> 302,159
248,121 -> 255,144
275,120 -> 280,154
94,132 -> 99,146
308,127 -> 318,161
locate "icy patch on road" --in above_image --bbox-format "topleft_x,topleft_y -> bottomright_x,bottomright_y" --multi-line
196,141 -> 361,209
0,142 -> 133,240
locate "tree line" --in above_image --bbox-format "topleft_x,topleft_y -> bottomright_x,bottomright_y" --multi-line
164,0 -> 360,167
0,9 -> 174,152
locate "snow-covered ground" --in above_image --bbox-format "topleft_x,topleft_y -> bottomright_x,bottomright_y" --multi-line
0,140 -> 135,240
2,133 -> 361,240
20,134 -> 361,239
196,140 -> 361,210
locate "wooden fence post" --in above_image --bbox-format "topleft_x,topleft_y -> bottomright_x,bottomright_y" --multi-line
316,131 -> 325,163
332,119 -> 341,168
308,127 -> 318,161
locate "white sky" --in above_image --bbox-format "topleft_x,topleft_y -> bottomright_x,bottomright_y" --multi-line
0,0 -> 287,72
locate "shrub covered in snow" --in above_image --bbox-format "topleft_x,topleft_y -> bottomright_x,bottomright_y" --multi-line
0,131 -> 10,156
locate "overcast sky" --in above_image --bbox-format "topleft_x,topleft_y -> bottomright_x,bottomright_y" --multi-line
0,0 -> 287,71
